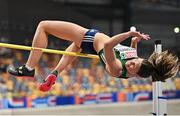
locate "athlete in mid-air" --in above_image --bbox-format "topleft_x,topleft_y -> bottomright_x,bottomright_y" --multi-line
7,20 -> 179,92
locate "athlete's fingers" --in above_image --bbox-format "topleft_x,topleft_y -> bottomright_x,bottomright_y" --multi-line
142,34 -> 151,40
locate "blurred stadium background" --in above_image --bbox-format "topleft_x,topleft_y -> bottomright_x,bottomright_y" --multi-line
0,0 -> 180,115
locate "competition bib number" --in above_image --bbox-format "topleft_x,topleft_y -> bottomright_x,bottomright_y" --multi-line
114,44 -> 138,59
119,49 -> 137,59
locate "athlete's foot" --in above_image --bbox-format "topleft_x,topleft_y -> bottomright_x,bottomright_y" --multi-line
7,65 -> 35,77
38,70 -> 58,92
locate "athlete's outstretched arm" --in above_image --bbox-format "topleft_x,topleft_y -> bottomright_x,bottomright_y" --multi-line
104,32 -> 131,64
104,31 -> 149,63
130,33 -> 151,49
108,31 -> 149,49
102,31 -> 150,75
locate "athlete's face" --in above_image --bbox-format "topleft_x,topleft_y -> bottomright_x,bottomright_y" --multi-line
125,58 -> 143,76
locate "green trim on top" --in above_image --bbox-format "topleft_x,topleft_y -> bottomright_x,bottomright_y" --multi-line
98,49 -> 128,79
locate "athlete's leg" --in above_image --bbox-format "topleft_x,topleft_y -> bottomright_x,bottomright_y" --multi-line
8,20 -> 88,77
39,42 -> 81,91
26,20 -> 88,68
54,42 -> 81,73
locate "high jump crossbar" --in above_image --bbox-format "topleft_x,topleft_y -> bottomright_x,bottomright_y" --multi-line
152,40 -> 167,116
0,42 -> 99,59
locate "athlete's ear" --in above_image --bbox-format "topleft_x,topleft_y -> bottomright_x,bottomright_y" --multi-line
130,62 -> 136,68
132,61 -> 136,68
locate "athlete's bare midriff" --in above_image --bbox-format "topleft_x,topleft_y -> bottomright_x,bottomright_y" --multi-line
93,32 -> 110,53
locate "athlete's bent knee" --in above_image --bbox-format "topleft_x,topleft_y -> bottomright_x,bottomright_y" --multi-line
37,20 -> 50,31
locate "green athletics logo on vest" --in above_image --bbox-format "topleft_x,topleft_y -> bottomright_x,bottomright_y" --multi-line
120,52 -> 126,59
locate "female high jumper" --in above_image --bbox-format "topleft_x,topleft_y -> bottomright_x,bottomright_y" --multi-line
7,21 -> 179,92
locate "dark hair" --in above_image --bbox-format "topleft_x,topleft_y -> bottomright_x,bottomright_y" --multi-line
137,59 -> 154,78
148,50 -> 179,82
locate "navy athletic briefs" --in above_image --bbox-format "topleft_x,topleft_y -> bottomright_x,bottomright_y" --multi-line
80,29 -> 99,55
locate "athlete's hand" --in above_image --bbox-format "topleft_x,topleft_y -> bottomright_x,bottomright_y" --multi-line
141,33 -> 151,40
131,37 -> 141,42
129,31 -> 151,40
131,34 -> 149,42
